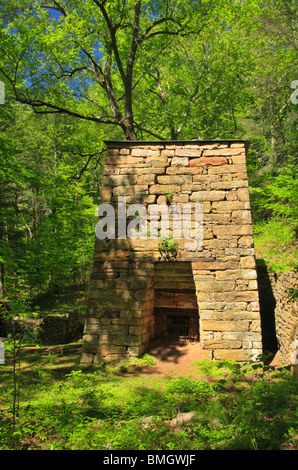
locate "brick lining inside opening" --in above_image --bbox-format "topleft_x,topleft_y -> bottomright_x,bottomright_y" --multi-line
153,261 -> 200,342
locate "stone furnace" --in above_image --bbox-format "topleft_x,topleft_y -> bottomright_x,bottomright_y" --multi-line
81,140 -> 263,364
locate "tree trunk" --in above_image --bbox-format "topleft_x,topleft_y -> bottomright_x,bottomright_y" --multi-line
0,262 -> 4,298
124,110 -> 137,140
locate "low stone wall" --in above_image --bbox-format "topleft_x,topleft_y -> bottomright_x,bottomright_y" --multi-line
274,272 -> 298,366
257,265 -> 297,366
4,308 -> 83,345
39,309 -> 82,345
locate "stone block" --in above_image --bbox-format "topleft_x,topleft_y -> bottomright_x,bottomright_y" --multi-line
131,148 -> 160,158
96,345 -> 126,355
107,334 -> 143,346
208,164 -> 247,175
171,157 -> 189,166
82,334 -> 98,351
113,184 -> 148,196
100,186 -> 113,202
224,291 -> 259,302
238,236 -> 254,248
105,155 -> 144,164
231,155 -> 247,164
213,349 -> 258,361
175,148 -> 202,157
80,353 -> 94,363
195,280 -> 236,292
203,148 -> 245,156
137,174 -> 156,185
212,201 -> 250,212
215,269 -> 243,280
240,256 -> 256,269
161,149 -> 175,157
149,184 -> 181,194
237,188 -> 250,202
210,180 -> 248,190
120,167 -> 164,175
106,148 -> 120,156
232,210 -> 252,224
157,175 -> 191,185
204,340 -> 242,349
172,193 -> 190,203
213,225 -> 253,236
192,260 -> 239,270
103,174 -> 138,186
167,166 -> 200,174
190,190 -> 225,202
147,156 -> 168,167
120,148 -> 130,155
230,143 -> 245,148
189,157 -> 228,167
202,320 -> 250,332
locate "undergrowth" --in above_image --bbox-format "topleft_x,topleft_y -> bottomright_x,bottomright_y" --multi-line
0,346 -> 297,451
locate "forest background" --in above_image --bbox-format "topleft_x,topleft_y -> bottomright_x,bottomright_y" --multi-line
0,0 -> 297,305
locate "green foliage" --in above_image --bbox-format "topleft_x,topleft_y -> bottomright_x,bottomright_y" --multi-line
1,293 -> 42,430
248,163 -> 298,271
250,165 -> 298,221
0,1 -> 297,450
1,347 -> 297,450
0,102 -> 104,298
253,218 -> 297,272
164,377 -> 213,413
0,0 -> 297,279
158,237 -> 179,261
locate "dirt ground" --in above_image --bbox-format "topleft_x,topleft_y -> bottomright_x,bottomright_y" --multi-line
144,339 -> 204,377
1,335 -> 283,380
142,338 -> 283,377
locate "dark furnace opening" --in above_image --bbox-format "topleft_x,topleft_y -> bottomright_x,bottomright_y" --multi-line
153,262 -> 199,342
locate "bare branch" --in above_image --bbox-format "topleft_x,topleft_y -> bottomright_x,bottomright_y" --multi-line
91,0 -> 126,84
68,149 -> 106,180
52,66 -> 89,80
15,94 -> 123,127
140,17 -> 183,42
81,48 -> 106,88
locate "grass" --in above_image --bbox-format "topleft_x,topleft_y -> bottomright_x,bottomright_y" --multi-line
253,218 -> 298,272
0,340 -> 297,451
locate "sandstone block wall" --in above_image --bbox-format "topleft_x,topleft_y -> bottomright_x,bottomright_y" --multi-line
81,140 -> 263,364
274,272 -> 298,365
257,266 -> 298,366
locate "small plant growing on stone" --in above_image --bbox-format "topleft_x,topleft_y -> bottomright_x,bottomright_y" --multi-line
158,237 -> 179,261
161,186 -> 173,205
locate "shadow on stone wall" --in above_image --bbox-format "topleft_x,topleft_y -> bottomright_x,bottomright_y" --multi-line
257,260 -> 279,361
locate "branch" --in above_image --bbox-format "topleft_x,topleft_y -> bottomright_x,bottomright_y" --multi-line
68,148 -> 106,180
126,1 -> 141,82
52,66 -> 89,80
140,17 -> 184,42
133,122 -> 165,141
15,93 -> 123,127
81,48 -> 106,88
91,0 -> 126,84
39,1 -> 67,17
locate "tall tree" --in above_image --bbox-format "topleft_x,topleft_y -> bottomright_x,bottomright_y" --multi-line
0,0 -> 261,141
